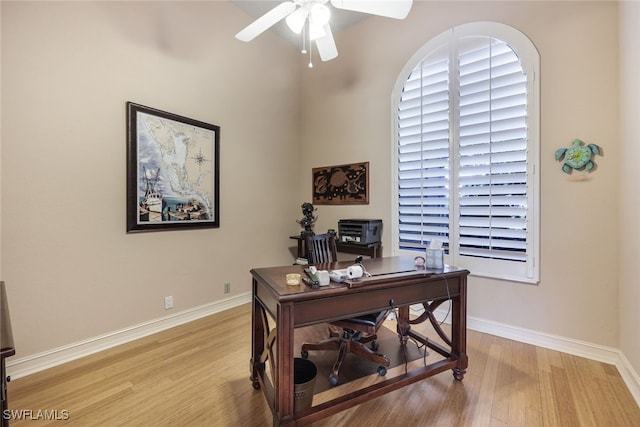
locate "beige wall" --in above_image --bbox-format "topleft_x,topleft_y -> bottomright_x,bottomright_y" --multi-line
1,1 -> 300,357
300,0 -> 622,348
619,1 -> 640,377
1,0 -> 638,384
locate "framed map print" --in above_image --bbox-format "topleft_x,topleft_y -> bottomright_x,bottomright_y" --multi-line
126,102 -> 220,233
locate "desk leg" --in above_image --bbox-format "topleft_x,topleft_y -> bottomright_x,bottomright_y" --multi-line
396,306 -> 411,346
1,358 -> 7,427
396,280 -> 468,382
275,303 -> 295,426
250,281 -> 264,390
451,275 -> 468,381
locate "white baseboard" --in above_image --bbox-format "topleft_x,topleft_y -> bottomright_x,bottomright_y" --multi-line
616,352 -> 640,407
6,292 -> 252,380
466,316 -> 621,364
431,306 -> 640,406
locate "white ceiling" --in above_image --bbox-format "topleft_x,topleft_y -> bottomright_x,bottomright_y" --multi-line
231,0 -> 367,45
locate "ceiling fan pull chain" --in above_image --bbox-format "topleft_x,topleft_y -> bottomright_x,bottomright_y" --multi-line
308,24 -> 314,68
301,22 -> 307,54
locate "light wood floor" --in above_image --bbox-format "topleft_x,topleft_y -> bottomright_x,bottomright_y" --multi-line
6,303 -> 640,426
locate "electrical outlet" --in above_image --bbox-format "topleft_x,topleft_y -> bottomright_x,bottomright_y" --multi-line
224,283 -> 231,294
164,296 -> 173,310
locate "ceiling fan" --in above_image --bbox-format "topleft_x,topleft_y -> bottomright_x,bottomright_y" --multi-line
235,0 -> 413,65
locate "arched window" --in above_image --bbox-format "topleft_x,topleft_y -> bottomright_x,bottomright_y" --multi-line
392,22 -> 540,283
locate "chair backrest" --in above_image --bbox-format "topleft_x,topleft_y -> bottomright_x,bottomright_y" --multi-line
305,233 -> 338,264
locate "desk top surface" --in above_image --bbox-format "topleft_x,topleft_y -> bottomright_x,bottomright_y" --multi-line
251,256 -> 468,301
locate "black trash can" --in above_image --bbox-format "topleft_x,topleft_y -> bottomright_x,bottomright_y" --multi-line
293,357 -> 317,413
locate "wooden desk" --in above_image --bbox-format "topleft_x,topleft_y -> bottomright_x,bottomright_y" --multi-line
249,256 -> 469,426
289,235 -> 382,259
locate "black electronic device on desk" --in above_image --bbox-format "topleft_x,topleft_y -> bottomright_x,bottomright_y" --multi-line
338,219 -> 382,245
303,267 -> 320,288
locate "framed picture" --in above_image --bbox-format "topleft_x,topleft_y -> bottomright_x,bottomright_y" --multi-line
312,161 -> 369,205
126,102 -> 220,233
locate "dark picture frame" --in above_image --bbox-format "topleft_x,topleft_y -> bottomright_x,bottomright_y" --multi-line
312,161 -> 369,205
126,102 -> 220,233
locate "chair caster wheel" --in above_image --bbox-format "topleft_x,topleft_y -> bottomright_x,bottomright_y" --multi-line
371,340 -> 379,351
377,366 -> 387,376
329,375 -> 339,387
301,350 -> 309,358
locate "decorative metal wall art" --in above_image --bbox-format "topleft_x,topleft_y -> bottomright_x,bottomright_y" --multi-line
555,138 -> 602,174
312,161 -> 369,205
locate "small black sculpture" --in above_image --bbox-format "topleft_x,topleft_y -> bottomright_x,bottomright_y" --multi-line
297,202 -> 317,238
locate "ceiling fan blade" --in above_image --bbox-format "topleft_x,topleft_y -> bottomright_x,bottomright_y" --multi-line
316,25 -> 338,61
330,0 -> 413,19
235,1 -> 297,42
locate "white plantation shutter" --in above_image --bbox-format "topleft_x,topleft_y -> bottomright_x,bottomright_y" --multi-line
457,37 -> 528,262
398,51 -> 450,250
394,23 -> 540,283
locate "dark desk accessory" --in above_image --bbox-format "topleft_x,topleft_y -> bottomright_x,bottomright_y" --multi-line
303,267 -> 320,289
297,202 -> 317,238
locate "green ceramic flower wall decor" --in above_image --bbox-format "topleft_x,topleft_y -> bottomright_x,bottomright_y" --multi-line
555,138 -> 602,174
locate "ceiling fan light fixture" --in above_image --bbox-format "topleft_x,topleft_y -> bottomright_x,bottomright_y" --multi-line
309,3 -> 331,27
236,0 -> 413,65
285,7 -> 309,34
309,21 -> 326,40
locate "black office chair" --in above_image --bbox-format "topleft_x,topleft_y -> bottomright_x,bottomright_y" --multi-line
301,233 -> 390,386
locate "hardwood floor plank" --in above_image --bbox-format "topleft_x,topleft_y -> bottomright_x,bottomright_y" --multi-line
537,346 -> 566,376
562,352 -> 603,426
6,304 -> 640,426
492,338 -> 513,424
538,370 -> 562,426
472,342 -> 502,426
